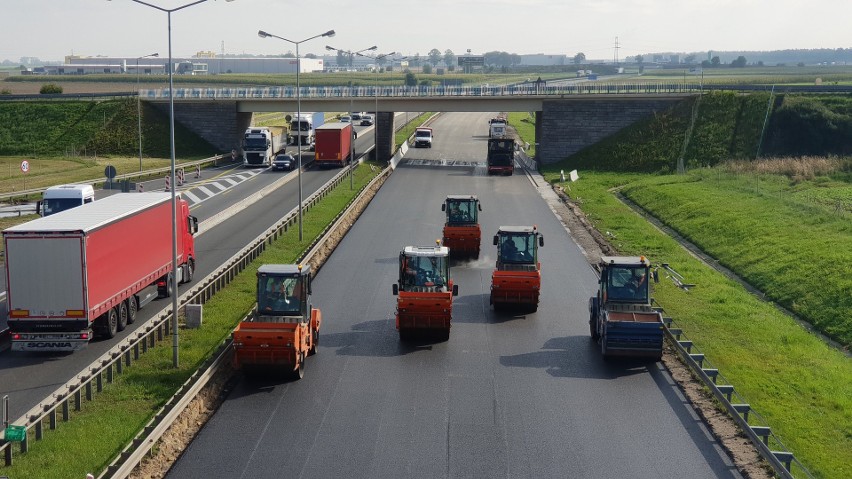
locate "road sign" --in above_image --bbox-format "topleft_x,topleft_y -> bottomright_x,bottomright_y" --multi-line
164,175 -> 170,191
195,164 -> 201,178
177,168 -> 185,186
137,182 -> 144,192
20,160 -> 29,173
104,165 -> 117,179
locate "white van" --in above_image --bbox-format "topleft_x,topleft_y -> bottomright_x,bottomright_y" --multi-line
40,184 -> 95,216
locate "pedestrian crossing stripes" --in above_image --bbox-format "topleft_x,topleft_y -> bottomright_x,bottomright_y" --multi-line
180,168 -> 265,206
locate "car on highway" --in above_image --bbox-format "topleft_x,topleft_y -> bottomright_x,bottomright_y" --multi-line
360,114 -> 374,126
273,153 -> 296,171
350,112 -> 362,121
339,115 -> 351,123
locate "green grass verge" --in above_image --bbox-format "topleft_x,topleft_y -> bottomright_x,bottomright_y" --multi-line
539,171 -> 851,479
1,162 -> 383,479
620,171 -> 851,345
394,112 -> 433,150
507,112 -> 536,157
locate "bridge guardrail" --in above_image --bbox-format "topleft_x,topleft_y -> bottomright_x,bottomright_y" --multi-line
139,83 -> 852,101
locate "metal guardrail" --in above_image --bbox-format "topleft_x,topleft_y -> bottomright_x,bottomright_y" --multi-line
655,306 -> 814,479
0,154 -> 232,203
141,83 -> 704,100
0,92 -> 136,102
0,157 -> 376,470
138,83 -> 852,101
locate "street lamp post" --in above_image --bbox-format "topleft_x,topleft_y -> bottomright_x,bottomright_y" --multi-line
116,0 -> 234,368
326,45 -> 377,189
357,51 -> 396,163
259,29 -> 335,241
136,52 -> 159,172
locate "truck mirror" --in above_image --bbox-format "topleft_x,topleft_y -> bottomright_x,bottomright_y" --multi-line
452,284 -> 459,296
493,235 -> 498,246
441,204 -> 446,212
392,284 -> 399,295
653,268 -> 660,283
539,235 -> 544,247
36,200 -> 42,216
478,203 -> 482,211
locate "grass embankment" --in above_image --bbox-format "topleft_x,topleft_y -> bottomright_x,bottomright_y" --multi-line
526,91 -> 852,477
543,170 -> 851,479
507,112 -> 536,156
1,161 -> 384,479
0,99 -> 218,195
395,112 -> 434,149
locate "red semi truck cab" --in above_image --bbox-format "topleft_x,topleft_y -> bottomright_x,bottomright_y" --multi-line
314,122 -> 353,168
4,192 -> 197,352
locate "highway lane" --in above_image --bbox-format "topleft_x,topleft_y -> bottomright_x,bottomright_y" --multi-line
0,124 -> 378,421
169,112 -> 740,478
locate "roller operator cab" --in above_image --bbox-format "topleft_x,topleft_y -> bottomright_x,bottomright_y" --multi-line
589,256 -> 664,360
232,264 -> 321,379
441,195 -> 482,259
490,226 -> 543,312
392,244 -> 458,341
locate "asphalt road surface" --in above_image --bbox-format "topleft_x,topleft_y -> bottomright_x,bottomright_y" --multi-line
168,112 -> 740,479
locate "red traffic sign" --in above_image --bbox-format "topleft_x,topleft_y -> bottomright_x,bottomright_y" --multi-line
20,160 -> 29,173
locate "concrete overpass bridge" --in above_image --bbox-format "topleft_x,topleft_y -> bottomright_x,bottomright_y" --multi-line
141,83 -> 700,164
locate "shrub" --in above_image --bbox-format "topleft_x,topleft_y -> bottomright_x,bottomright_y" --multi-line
39,83 -> 63,94
0,89 -> 11,95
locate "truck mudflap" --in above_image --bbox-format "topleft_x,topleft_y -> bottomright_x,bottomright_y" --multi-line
442,225 -> 481,257
490,271 -> 540,308
11,331 -> 92,352
601,322 -> 665,359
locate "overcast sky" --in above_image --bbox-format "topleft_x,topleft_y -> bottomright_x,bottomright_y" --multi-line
2,0 -> 850,63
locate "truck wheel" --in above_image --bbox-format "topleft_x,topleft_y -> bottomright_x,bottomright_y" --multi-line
184,260 -> 195,284
127,296 -> 138,325
293,353 -> 305,380
158,272 -> 174,298
589,298 -> 600,340
117,301 -> 129,332
103,308 -> 118,339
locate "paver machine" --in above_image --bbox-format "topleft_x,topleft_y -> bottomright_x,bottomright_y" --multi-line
441,195 -> 482,259
233,264 -> 321,379
392,243 -> 458,340
589,256 -> 664,360
490,226 -> 544,312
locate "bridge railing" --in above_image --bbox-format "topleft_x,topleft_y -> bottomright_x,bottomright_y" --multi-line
140,83 -> 710,100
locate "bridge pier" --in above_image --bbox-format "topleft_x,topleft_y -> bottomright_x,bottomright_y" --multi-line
536,98 -> 682,165
152,101 -> 249,154
375,112 -> 395,163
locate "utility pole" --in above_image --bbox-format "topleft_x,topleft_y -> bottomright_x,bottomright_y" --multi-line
613,36 -> 620,65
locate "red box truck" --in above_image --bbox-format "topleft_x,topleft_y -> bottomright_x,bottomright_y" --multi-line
4,192 -> 198,352
314,122 -> 353,168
